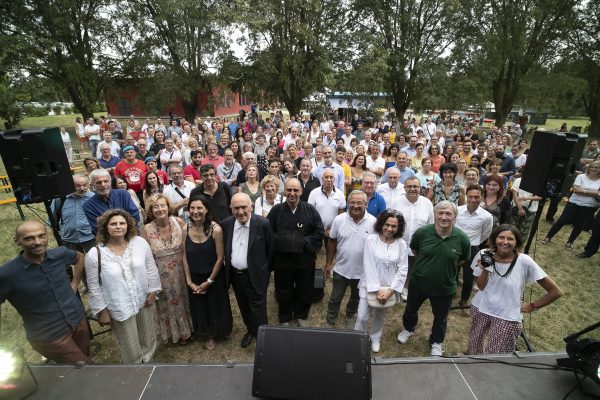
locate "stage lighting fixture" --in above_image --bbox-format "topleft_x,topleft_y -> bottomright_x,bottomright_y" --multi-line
0,348 -> 38,400
557,321 -> 600,397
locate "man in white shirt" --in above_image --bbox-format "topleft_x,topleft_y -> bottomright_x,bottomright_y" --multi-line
312,146 -> 345,192
341,126 -> 356,148
324,190 -> 376,328
84,117 -> 101,157
454,184 -> 493,307
366,141 -> 385,181
96,131 -> 121,158
162,165 -> 195,221
158,138 -> 183,172
396,176 -> 434,301
221,193 -> 274,348
376,167 -> 405,211
283,127 -> 299,151
307,169 -> 346,238
422,118 -> 436,141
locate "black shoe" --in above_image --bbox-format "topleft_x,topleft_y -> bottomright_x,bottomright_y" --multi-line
576,252 -> 591,259
241,332 -> 253,348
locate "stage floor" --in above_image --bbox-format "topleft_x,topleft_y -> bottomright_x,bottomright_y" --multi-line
24,352 -> 600,400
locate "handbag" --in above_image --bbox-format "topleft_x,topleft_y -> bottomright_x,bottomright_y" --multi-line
367,287 -> 396,308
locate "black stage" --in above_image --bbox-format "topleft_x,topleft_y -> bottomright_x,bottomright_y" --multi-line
25,353 -> 600,399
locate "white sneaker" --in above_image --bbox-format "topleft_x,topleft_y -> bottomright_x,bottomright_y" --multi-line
397,329 -> 414,344
371,342 -> 380,353
431,343 -> 443,356
298,318 -> 310,328
401,288 -> 408,302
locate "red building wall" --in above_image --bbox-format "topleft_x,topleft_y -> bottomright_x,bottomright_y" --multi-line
105,84 -> 251,118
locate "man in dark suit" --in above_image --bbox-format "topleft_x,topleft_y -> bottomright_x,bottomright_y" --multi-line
222,192 -> 275,348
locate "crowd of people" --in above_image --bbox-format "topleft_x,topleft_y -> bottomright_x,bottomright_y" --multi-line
5,111 -> 600,364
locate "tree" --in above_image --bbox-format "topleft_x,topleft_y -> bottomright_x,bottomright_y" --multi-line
567,1 -> 600,137
460,0 -> 576,127
351,0 -> 462,119
126,0 -> 232,121
0,0 -> 127,119
238,0 -> 345,117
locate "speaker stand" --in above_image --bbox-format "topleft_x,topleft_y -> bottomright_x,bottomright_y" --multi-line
44,199 -> 63,246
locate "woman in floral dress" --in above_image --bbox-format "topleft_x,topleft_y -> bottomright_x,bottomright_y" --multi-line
143,194 -> 193,345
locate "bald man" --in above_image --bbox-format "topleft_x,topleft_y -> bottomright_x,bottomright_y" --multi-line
268,179 -> 324,327
221,193 -> 275,347
0,221 -> 90,363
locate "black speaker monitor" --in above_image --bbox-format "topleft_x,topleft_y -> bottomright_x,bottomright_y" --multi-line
253,326 -> 372,400
520,131 -> 587,197
0,128 -> 74,204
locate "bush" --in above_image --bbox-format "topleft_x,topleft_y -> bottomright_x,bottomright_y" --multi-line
52,105 -> 63,115
0,103 -> 24,129
44,104 -> 51,113
22,105 -> 48,117
63,106 -> 73,114
94,102 -> 107,112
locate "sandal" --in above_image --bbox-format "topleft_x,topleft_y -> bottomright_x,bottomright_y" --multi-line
566,242 -> 573,251
540,238 -> 551,245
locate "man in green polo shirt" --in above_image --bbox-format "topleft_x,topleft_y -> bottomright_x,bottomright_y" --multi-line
397,200 -> 471,356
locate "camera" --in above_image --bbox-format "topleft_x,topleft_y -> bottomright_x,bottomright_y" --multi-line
481,250 -> 495,270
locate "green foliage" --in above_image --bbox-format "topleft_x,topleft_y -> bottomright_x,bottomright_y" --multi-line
123,0 -> 231,120
0,0 -> 127,119
237,0 -> 344,116
22,105 -> 48,117
458,0 -> 577,126
350,0 -> 463,118
51,105 -> 62,115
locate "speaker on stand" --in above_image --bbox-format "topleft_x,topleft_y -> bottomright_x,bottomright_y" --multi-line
0,128 -> 74,244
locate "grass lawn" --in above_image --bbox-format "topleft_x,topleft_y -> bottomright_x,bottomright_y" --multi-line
0,114 -> 598,364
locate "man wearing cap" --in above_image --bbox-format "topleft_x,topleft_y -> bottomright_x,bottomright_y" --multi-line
114,146 -> 148,199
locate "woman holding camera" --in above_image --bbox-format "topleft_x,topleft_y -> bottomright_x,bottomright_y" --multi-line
467,225 -> 562,355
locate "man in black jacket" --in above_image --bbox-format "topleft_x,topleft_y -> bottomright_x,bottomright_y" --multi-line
268,178 -> 324,327
222,193 -> 275,347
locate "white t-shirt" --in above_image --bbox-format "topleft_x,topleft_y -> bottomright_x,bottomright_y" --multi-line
471,251 -> 547,322
85,124 -> 101,141
366,156 -> 385,176
396,196 -> 434,256
329,213 -> 377,279
307,187 -> 346,230
570,173 -> 600,207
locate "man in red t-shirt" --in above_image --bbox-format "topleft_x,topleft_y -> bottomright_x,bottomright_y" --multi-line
184,149 -> 203,185
201,143 -> 224,167
114,146 -> 148,195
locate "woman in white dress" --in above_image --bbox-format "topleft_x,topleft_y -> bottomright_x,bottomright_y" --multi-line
355,209 -> 409,353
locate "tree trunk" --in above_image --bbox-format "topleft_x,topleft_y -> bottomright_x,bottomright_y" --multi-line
589,118 -> 600,139
181,95 -> 199,121
66,86 -> 95,120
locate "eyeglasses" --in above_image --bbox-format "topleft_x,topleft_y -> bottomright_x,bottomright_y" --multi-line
405,185 -> 420,189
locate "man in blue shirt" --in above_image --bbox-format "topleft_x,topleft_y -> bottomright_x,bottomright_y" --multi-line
83,169 -> 140,234
362,172 -> 387,217
97,142 -> 120,174
312,146 -> 345,192
381,151 -> 416,184
0,220 -> 90,363
51,175 -> 96,254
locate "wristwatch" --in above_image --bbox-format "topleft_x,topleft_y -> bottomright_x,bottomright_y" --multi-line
206,278 -> 214,285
